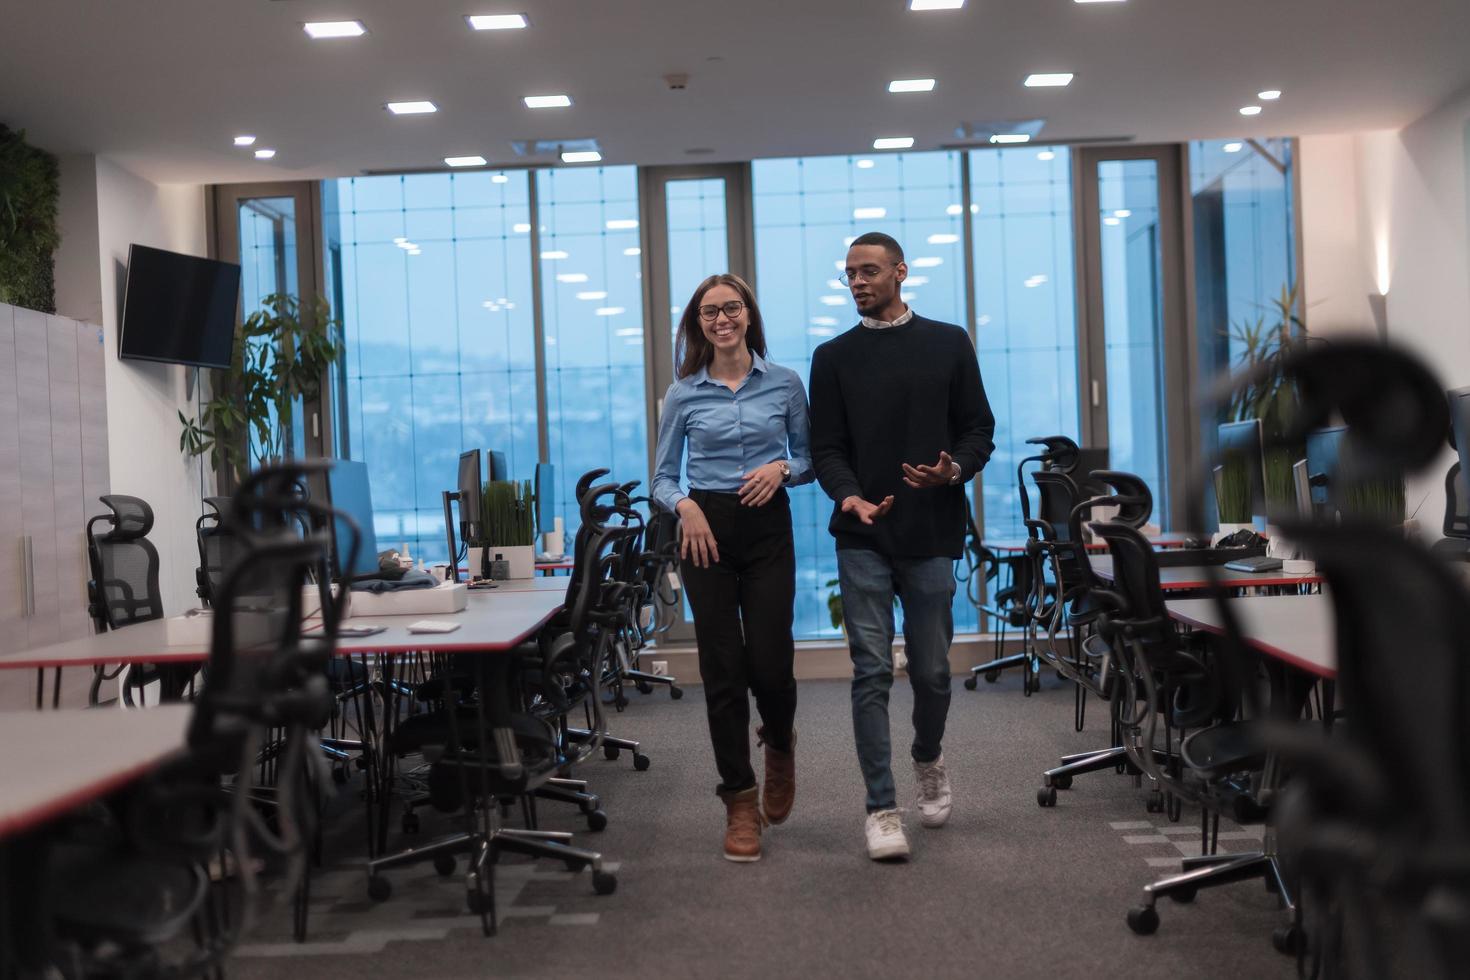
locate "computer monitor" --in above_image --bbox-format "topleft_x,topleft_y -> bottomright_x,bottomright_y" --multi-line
1448,386 -> 1470,483
1291,458 -> 1312,518
1218,419 -> 1267,518
534,461 -> 556,533
1074,447 -> 1110,497
320,459 -> 381,581
487,450 -> 510,482
457,450 -> 483,543
1305,426 -> 1345,510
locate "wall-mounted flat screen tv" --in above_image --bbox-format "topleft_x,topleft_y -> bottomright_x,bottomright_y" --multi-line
118,244 -> 240,369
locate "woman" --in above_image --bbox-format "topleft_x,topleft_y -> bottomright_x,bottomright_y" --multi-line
652,273 -> 813,863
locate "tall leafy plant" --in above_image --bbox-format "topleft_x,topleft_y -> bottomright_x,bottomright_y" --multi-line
1224,283 -> 1307,511
178,293 -> 342,483
0,124 -> 61,313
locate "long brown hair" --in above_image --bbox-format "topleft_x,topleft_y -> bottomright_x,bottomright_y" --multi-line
674,273 -> 768,380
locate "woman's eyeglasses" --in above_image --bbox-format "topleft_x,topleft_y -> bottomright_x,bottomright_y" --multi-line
698,300 -> 746,321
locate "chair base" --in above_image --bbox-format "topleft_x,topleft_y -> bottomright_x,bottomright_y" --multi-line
1127,850 -> 1295,939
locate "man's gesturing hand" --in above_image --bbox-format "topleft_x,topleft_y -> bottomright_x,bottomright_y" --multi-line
902,451 -> 959,489
841,494 -> 895,526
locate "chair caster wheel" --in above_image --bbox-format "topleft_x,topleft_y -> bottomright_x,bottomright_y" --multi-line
586,809 -> 608,832
633,752 -> 651,771
1037,786 -> 1057,807
1146,795 -> 1165,814
466,888 -> 490,914
331,766 -> 348,785
963,676 -> 978,691
1051,774 -> 1073,790
1272,923 -> 1304,956
1127,905 -> 1159,935
1167,886 -> 1196,904
603,745 -> 620,761
984,669 -> 1001,683
367,875 -> 392,902
592,870 -> 617,896
615,695 -> 629,710
635,680 -> 653,695
401,812 -> 420,834
433,853 -> 457,877
670,686 -> 684,700
1026,675 -> 1041,693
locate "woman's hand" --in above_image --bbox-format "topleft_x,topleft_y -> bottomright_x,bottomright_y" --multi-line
677,498 -> 719,567
739,461 -> 785,507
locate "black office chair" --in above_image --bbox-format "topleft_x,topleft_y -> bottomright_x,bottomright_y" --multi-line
85,494 -> 198,705
1265,520 -> 1470,977
194,495 -> 234,606
41,465 -> 340,976
1431,460 -> 1470,561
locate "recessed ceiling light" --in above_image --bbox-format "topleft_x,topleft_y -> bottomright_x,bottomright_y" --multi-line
1223,142 -> 1244,153
595,306 -> 626,316
233,135 -> 256,147
946,204 -> 963,215
492,173 -> 509,183
856,159 -> 876,169
1114,209 -> 1132,218
911,257 -> 944,268
990,134 -> 1031,144
304,21 -> 366,39
407,248 -> 422,255
606,219 -> 638,230
386,101 -> 438,115
576,291 -> 608,300
524,94 -> 572,109
512,222 -> 531,233
853,207 -> 887,219
1258,89 -> 1281,101
873,137 -> 915,150
1038,150 -> 1057,161
1240,105 -> 1262,116
561,150 -> 601,163
906,276 -> 930,286
1024,73 -> 1074,88
928,233 -> 959,245
467,13 -> 529,30
445,155 -> 487,168
1103,216 -> 1121,226
614,328 -> 643,338
541,250 -> 569,260
254,148 -> 276,159
843,236 -> 858,247
556,273 -> 588,283
624,247 -> 641,256
888,78 -> 936,93
820,295 -> 848,306
909,0 -> 964,9
393,237 -> 408,244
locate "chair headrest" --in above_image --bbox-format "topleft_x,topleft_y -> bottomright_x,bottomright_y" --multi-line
97,494 -> 154,540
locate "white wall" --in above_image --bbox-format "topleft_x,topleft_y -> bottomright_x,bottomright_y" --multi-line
1298,84 -> 1470,534
92,158 -> 211,613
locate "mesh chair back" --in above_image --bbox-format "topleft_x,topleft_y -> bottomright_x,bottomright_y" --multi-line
87,494 -> 163,630
1089,471 -> 1153,529
1091,522 -> 1170,627
1032,470 -> 1082,542
1444,462 -> 1470,539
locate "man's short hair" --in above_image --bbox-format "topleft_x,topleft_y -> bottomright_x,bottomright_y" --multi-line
849,231 -> 904,264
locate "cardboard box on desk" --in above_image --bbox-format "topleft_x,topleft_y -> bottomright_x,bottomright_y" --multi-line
164,609 -> 213,647
302,580 -> 469,618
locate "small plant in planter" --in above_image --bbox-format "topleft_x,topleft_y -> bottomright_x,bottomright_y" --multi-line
472,479 -> 536,579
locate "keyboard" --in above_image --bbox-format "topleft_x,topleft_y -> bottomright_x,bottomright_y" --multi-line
1223,556 -> 1283,573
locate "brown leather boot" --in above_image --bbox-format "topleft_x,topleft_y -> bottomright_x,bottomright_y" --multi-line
717,786 -> 766,862
757,726 -> 796,825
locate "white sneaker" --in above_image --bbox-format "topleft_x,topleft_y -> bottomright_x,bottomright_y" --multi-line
914,755 -> 952,828
865,808 -> 910,861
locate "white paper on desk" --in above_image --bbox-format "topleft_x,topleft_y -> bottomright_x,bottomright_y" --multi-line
407,620 -> 462,634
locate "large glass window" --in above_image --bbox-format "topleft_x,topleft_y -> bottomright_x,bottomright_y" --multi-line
323,171 -> 536,562
537,166 -> 648,540
969,147 -> 1081,540
752,151 -> 969,638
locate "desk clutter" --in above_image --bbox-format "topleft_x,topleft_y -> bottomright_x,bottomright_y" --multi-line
0,460 -> 685,977
959,341 -> 1470,976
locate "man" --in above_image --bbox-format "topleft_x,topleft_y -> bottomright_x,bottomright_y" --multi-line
808,231 -> 995,861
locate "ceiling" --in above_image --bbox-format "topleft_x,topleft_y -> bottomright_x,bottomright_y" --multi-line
3,0 -> 1469,185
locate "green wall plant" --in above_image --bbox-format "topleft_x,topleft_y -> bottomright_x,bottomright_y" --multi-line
0,124 -> 61,313
480,479 -> 535,547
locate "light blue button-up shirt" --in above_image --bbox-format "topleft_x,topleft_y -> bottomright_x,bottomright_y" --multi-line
652,351 -> 815,514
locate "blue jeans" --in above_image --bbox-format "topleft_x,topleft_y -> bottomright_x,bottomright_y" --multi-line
838,548 -> 956,812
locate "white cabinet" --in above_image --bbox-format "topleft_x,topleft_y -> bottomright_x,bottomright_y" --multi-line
0,301 -> 109,658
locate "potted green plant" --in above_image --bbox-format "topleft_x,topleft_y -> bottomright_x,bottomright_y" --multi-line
178,292 -> 342,485
825,578 -> 844,636
472,479 -> 536,579
1212,456 -> 1254,539
1223,283 -> 1307,515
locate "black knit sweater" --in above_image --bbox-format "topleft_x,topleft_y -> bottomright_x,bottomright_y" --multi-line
808,314 -> 995,558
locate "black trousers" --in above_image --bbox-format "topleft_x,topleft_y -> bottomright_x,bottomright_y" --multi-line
681,488 -> 798,793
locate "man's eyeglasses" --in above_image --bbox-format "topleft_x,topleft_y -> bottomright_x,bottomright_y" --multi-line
698,300 -> 746,321
838,263 -> 897,287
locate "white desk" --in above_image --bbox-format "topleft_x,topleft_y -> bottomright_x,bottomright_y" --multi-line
1089,555 -> 1324,592
1166,594 -> 1336,679
0,587 -> 567,672
985,531 -> 1198,554
0,704 -> 193,839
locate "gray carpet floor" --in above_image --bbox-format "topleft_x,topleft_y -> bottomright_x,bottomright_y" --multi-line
229,671 -> 1295,979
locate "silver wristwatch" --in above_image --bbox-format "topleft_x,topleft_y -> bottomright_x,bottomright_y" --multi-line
778,460 -> 791,483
